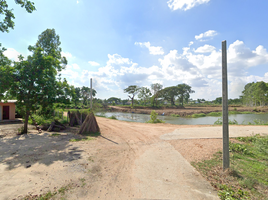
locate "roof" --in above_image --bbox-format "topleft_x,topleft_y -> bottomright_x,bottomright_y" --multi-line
0,100 -> 17,103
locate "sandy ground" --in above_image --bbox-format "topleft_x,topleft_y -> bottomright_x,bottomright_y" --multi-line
1,118 -> 268,200
108,105 -> 268,116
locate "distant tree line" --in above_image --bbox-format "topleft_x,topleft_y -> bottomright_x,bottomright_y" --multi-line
123,83 -> 195,107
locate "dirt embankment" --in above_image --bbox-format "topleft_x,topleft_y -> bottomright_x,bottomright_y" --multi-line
107,106 -> 268,116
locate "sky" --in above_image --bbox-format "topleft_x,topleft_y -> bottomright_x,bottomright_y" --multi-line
1,0 -> 268,101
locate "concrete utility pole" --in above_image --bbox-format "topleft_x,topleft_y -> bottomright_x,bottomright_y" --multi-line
222,40 -> 230,170
90,78 -> 93,110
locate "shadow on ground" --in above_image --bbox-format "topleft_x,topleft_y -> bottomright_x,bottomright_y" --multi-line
0,131 -> 85,170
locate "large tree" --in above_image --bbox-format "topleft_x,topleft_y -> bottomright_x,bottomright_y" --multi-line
177,83 -> 195,106
1,29 -> 68,133
0,0 -> 36,33
124,85 -> 140,107
138,87 -> 152,105
150,83 -> 163,107
80,86 -> 97,106
158,86 -> 180,105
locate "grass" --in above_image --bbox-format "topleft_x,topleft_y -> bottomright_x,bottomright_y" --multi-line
22,183 -> 73,200
108,115 -> 117,120
192,134 -> 268,200
69,132 -> 100,142
170,114 -> 180,117
214,118 -> 238,125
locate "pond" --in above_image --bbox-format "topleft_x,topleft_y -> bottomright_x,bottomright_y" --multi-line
96,112 -> 268,125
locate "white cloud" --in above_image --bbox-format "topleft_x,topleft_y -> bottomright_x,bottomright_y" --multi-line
195,30 -> 218,41
88,61 -> 100,66
61,40 -> 268,100
61,52 -> 73,59
135,42 -> 164,55
167,0 -> 210,11
72,63 -> 80,69
3,48 -> 22,61
195,44 -> 216,53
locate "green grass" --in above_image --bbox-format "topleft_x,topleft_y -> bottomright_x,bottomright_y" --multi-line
190,113 -> 206,118
192,134 -> 268,200
108,115 -> 117,120
170,114 -> 180,117
214,118 -> 238,125
69,132 -> 100,142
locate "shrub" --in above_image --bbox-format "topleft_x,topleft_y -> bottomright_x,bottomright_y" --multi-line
146,110 -> 165,123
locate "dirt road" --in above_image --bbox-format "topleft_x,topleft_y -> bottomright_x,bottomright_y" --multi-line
108,105 -> 268,116
1,118 -> 268,199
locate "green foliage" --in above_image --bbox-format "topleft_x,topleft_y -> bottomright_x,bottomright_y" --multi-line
229,142 -> 251,155
170,114 -> 180,117
218,184 -> 249,200
124,85 -> 140,107
246,119 -> 268,125
146,110 -> 165,123
177,83 -> 195,106
241,81 -> 268,106
0,0 -> 36,33
70,132 -> 100,142
207,112 -> 222,116
17,126 -> 25,135
138,87 -> 152,105
193,135 -> 268,199
214,118 -> 238,125
108,115 -> 117,120
1,29 -> 70,134
191,113 -> 206,118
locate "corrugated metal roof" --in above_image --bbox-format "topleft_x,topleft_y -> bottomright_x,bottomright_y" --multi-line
0,100 -> 17,103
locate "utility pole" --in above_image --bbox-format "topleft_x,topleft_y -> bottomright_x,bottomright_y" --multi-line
222,40 -> 229,170
90,78 -> 93,110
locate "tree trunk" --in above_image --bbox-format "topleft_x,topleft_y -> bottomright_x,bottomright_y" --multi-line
24,111 -> 30,134
131,97 -> 134,107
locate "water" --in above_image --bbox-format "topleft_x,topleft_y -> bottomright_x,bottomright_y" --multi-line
96,112 -> 268,125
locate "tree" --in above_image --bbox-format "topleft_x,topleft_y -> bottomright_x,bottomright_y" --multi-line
0,44 -> 13,98
1,29 -> 68,134
213,97 -> 222,104
150,83 -> 163,107
177,83 -> 195,106
138,87 -> 152,105
0,0 -> 36,33
80,86 -> 97,106
107,97 -> 121,104
124,85 -> 140,107
158,86 -> 180,105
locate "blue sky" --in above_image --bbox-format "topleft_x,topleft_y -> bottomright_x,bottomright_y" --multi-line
2,0 -> 268,101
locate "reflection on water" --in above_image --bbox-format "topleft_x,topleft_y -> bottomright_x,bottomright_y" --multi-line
96,112 -> 268,125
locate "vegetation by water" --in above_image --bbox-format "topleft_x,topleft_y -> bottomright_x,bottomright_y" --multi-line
214,118 -> 238,125
146,110 -> 165,123
188,111 -> 255,118
192,134 -> 268,200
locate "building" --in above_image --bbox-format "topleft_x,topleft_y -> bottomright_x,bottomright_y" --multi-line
0,100 -> 17,121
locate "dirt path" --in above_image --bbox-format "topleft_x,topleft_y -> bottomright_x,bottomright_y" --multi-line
1,118 -> 267,199
108,105 -> 268,116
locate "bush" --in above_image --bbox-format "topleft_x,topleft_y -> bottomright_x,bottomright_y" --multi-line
214,118 -> 238,125
146,110 -> 165,123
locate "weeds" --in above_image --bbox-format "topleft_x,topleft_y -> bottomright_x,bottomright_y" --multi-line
146,110 -> 165,123
214,118 -> 238,125
192,134 -> 268,199
108,115 -> 117,120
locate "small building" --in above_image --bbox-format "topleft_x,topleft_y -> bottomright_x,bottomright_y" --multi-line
0,100 -> 16,121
